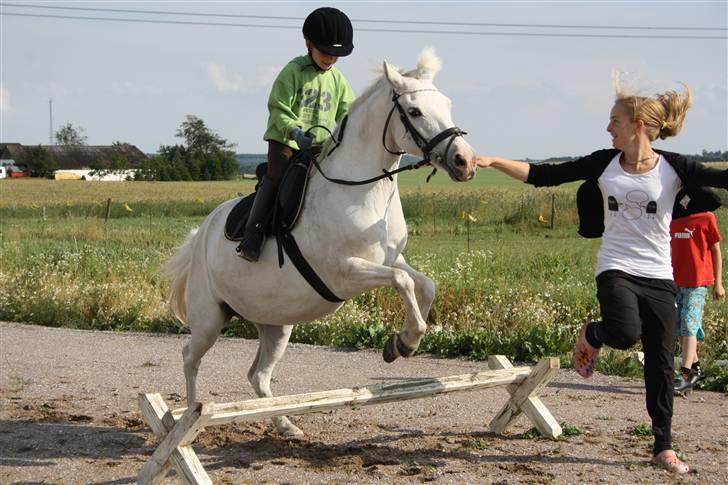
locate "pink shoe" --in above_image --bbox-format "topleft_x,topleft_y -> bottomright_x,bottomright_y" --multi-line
572,322 -> 600,378
651,450 -> 689,474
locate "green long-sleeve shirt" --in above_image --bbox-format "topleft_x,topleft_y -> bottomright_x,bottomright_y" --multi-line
263,55 -> 354,149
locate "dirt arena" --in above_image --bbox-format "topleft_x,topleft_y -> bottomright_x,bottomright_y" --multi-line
1,321 -> 726,484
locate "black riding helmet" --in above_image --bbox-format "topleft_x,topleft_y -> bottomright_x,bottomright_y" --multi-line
302,7 -> 354,57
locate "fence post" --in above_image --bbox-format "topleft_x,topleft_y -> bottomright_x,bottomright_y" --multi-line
104,198 -> 112,236
550,193 -> 556,230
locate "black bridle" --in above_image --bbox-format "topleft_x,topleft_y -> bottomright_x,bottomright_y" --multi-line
311,88 -> 467,186
383,89 -> 467,165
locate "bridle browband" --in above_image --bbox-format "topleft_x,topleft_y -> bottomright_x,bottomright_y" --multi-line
310,88 -> 467,186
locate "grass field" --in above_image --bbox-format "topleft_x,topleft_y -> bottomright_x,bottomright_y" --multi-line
1,175 -> 726,390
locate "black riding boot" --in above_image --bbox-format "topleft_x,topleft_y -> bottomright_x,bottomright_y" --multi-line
235,176 -> 278,262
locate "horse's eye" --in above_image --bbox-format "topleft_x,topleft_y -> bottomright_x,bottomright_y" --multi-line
407,107 -> 423,117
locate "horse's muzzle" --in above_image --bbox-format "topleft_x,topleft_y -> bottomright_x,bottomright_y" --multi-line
448,153 -> 476,181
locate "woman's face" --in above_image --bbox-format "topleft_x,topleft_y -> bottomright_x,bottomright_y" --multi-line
309,45 -> 339,71
606,102 -> 638,151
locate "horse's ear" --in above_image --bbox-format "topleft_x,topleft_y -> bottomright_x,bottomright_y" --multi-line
383,60 -> 407,92
416,47 -> 442,81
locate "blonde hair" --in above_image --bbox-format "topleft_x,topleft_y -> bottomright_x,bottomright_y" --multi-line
614,83 -> 693,141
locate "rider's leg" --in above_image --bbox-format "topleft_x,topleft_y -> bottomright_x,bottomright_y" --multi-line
236,141 -> 294,261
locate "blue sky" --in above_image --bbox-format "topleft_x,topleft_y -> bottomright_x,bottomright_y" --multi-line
1,1 -> 726,159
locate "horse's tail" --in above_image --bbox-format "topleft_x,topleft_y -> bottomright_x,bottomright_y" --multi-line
165,228 -> 198,325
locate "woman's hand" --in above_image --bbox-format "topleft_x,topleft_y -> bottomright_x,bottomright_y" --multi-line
475,155 -> 494,168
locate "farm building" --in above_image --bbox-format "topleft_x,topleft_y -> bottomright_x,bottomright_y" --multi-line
0,143 -> 148,180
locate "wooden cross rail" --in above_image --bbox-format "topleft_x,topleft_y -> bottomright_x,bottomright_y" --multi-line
138,356 -> 561,484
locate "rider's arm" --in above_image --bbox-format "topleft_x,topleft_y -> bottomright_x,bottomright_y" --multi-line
267,69 -> 300,138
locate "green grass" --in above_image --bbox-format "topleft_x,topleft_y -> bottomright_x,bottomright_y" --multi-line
1,179 -> 726,389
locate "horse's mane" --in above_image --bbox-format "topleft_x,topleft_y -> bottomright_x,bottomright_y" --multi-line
320,75 -> 388,156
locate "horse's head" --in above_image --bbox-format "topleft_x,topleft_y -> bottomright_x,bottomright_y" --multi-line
382,48 -> 476,182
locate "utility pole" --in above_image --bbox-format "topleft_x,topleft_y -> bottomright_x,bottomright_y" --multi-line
49,98 -> 53,145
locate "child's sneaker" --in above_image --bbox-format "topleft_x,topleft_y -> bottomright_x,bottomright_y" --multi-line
674,373 -> 692,395
690,364 -> 705,387
573,322 -> 600,378
651,450 -> 689,474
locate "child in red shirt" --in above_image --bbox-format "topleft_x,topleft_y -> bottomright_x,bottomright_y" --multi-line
670,209 -> 724,393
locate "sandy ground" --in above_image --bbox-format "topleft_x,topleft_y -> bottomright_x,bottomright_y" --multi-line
0,321 -> 726,484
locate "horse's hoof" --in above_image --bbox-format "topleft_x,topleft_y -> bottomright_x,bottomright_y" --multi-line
383,333 -> 416,363
274,417 -> 304,438
383,333 -> 400,363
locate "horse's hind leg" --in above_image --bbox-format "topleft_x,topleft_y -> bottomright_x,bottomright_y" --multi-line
247,323 -> 303,437
183,300 -> 228,407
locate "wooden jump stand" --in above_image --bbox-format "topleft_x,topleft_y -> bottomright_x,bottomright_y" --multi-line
138,355 -> 561,484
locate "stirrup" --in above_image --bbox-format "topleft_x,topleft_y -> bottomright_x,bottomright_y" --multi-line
235,227 -> 265,262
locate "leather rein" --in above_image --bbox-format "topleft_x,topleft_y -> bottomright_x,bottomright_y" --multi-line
310,89 -> 467,186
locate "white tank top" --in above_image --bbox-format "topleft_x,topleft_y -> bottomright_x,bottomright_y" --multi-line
596,153 -> 682,279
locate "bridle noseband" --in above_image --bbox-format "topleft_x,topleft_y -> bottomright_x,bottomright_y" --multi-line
383,89 -> 467,165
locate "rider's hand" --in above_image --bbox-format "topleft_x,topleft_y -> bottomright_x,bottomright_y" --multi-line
290,127 -> 313,149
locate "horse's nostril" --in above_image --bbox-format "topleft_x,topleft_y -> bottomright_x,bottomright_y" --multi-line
454,154 -> 467,167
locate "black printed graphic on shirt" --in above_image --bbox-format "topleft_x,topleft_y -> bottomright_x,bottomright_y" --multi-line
607,190 -> 658,220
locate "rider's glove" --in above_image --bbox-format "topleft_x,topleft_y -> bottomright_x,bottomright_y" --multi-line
290,127 -> 313,149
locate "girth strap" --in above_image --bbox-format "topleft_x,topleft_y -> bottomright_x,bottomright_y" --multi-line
279,231 -> 344,303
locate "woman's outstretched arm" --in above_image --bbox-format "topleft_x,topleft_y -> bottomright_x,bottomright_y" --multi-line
476,155 -> 530,182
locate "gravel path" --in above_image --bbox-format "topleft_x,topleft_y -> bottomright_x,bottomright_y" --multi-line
1,321 -> 726,484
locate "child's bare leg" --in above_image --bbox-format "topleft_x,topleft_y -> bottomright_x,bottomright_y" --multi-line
679,335 -> 698,369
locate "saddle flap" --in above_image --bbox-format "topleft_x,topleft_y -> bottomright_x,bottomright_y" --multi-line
224,150 -> 316,242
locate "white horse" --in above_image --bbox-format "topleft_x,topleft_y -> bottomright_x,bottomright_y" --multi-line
166,48 -> 477,437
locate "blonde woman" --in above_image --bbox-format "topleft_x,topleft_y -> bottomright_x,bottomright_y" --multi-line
477,83 -> 727,474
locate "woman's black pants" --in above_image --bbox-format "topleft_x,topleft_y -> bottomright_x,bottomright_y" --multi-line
586,270 -> 677,455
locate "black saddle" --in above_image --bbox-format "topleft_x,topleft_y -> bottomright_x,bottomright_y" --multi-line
224,148 -> 317,242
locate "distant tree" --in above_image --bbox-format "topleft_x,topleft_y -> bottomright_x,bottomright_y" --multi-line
27,145 -> 58,178
90,141 -> 131,178
176,115 -> 235,155
137,116 -> 238,181
55,122 -> 88,145
135,154 -> 165,181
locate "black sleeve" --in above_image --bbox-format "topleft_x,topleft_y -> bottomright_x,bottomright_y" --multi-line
671,153 -> 728,189
526,149 -> 617,187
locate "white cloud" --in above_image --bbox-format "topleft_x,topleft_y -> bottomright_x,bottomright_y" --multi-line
208,62 -> 244,94
0,84 -> 10,113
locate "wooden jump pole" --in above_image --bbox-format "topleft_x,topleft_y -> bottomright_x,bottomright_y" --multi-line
138,356 -> 561,485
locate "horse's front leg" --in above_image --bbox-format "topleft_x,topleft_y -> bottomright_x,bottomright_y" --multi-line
343,256 -> 427,362
393,254 -> 436,326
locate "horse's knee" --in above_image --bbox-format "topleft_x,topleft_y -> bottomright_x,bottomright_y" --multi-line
420,277 -> 436,304
392,269 -> 415,294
